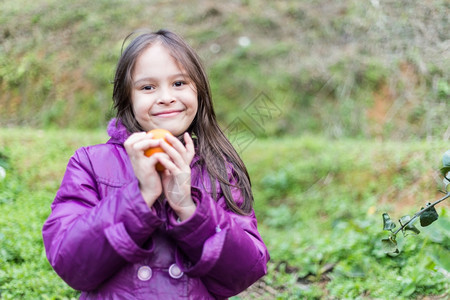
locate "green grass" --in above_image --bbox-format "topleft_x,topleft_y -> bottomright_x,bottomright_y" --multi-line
1,0 -> 448,139
1,1 -> 448,297
1,128 -> 448,299
0,129 -> 106,299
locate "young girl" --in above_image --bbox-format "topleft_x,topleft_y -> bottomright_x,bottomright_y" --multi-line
42,29 -> 269,299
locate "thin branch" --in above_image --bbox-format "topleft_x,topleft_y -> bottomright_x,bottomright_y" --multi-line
392,192 -> 450,236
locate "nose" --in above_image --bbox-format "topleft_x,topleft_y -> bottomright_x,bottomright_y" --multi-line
156,86 -> 176,105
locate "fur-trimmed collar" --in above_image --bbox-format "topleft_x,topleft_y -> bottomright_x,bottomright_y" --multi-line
107,118 -> 131,144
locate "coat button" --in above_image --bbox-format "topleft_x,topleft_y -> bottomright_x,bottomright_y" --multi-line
137,266 -> 152,281
168,264 -> 183,279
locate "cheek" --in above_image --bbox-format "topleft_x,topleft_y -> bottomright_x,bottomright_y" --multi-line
131,94 -> 149,115
189,90 -> 199,113
189,98 -> 198,118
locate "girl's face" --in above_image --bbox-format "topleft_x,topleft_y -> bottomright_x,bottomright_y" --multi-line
131,42 -> 198,136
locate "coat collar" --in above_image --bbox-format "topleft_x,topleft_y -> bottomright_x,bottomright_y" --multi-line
107,118 -> 131,145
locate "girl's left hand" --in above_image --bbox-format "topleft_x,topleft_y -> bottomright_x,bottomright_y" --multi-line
156,132 -> 196,221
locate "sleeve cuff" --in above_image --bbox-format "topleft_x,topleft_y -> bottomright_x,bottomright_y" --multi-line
175,228 -> 228,277
125,179 -> 156,227
166,186 -> 217,249
122,180 -> 164,244
104,222 -> 154,263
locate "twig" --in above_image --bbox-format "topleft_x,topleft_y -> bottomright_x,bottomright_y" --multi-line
392,192 -> 450,236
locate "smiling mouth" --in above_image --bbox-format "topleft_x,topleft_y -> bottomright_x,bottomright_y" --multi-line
153,110 -> 182,118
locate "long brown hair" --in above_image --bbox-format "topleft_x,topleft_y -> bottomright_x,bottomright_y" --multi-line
112,29 -> 253,215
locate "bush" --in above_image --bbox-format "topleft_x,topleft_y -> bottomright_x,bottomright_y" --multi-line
1,129 -> 448,299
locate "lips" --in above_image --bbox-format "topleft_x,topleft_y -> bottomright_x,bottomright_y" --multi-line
153,109 -> 183,117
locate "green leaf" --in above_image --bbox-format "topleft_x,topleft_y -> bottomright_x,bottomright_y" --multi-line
420,204 -> 439,227
442,150 -> 450,177
381,236 -> 399,254
0,151 -> 10,169
401,282 -> 416,297
382,213 -> 396,231
442,150 -> 450,167
399,215 -> 409,224
399,215 -> 420,236
405,223 -> 420,235
441,166 -> 450,177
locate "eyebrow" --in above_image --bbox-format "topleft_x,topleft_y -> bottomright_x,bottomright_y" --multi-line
133,73 -> 190,86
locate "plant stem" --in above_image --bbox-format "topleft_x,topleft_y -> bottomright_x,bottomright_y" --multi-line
392,192 -> 450,236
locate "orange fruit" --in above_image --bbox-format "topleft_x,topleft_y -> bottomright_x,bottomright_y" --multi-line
144,128 -> 173,171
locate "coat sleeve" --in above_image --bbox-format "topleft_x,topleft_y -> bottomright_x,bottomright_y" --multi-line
42,148 -> 163,291
166,165 -> 270,299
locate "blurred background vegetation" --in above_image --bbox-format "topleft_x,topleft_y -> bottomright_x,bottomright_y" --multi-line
1,0 -> 448,139
1,0 -> 449,299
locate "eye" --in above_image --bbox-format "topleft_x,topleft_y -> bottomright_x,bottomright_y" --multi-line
173,81 -> 186,87
142,85 -> 154,91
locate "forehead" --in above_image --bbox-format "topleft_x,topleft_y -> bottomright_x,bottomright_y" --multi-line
134,42 -> 188,75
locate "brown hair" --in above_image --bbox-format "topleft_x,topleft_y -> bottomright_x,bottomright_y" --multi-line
112,29 -> 253,214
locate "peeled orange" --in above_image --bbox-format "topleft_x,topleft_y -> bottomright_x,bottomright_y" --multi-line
144,128 -> 173,171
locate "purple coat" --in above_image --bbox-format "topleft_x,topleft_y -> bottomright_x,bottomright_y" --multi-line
42,119 -> 269,299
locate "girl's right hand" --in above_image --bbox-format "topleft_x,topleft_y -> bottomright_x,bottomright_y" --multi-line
124,132 -> 165,208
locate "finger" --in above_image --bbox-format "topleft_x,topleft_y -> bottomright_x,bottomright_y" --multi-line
164,132 -> 195,164
159,139 -> 186,167
124,132 -> 150,150
134,139 -> 161,152
164,134 -> 186,155
128,132 -> 150,143
154,153 -> 178,172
